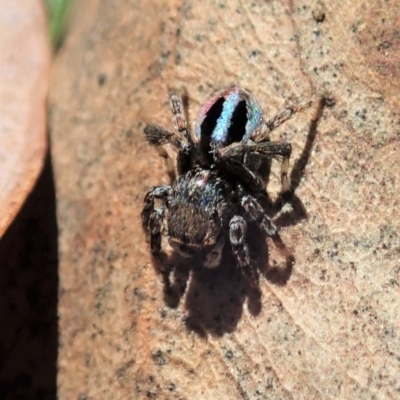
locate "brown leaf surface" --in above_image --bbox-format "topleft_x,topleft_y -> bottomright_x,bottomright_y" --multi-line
50,0 -> 400,399
0,1 -> 49,237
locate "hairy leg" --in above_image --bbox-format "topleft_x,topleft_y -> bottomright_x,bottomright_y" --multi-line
241,194 -> 293,261
229,215 -> 259,284
229,215 -> 250,268
143,91 -> 195,176
219,141 -> 291,159
148,206 -> 164,257
141,185 -> 171,231
144,125 -> 179,181
218,141 -> 292,192
252,99 -> 313,142
168,91 -> 192,144
169,90 -> 197,173
250,99 -> 313,191
144,124 -> 186,149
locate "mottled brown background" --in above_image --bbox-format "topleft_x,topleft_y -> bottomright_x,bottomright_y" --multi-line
24,0 -> 400,398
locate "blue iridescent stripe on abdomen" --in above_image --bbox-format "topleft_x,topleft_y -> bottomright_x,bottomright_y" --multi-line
211,92 -> 240,144
246,101 -> 261,139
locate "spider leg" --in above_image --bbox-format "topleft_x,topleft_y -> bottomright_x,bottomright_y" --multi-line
229,215 -> 258,283
143,91 -> 195,176
241,194 -> 292,260
149,206 -> 165,257
211,145 -> 264,192
143,123 -> 192,177
168,90 -> 193,145
229,216 -> 250,268
169,90 -> 198,174
252,99 -> 313,142
222,157 -> 264,192
144,124 -> 185,149
219,141 -> 292,192
144,125 -> 180,181
141,185 -> 171,232
220,142 -> 291,159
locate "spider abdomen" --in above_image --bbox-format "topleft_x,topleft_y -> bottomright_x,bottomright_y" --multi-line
195,87 -> 262,151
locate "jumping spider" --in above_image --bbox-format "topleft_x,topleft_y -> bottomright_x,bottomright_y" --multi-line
142,87 -> 313,277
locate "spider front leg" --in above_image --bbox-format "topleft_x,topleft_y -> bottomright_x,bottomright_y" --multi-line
141,185 -> 171,231
143,91 -> 195,177
250,99 -> 312,191
168,90 -> 191,143
148,206 -> 165,257
241,194 -> 292,260
169,90 -> 196,173
212,145 -> 264,192
144,124 -> 192,179
144,125 -> 181,181
219,141 -> 292,192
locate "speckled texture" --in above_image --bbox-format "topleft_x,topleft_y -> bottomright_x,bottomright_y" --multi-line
50,0 -> 400,399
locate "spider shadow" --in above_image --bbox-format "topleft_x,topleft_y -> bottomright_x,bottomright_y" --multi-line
151,225 -> 293,337
269,96 -> 327,225
150,97 -> 326,336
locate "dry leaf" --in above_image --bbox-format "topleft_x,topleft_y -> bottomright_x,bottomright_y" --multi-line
50,0 -> 400,398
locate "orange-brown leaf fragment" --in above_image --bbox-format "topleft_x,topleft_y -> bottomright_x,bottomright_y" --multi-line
0,0 -> 50,237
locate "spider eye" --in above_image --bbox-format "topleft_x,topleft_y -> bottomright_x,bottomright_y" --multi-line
165,200 -> 171,208
210,209 -> 218,220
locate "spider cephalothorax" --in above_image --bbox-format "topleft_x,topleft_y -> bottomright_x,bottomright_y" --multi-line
142,87 -> 312,274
